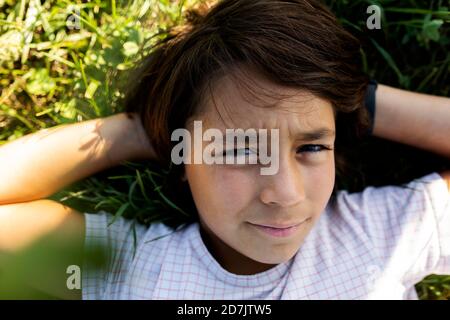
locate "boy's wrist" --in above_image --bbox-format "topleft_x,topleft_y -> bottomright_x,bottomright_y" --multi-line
99,113 -> 154,167
128,112 -> 155,160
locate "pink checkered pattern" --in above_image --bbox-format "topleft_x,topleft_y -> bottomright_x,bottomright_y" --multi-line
82,172 -> 449,300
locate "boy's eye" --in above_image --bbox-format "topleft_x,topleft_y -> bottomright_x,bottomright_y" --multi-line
221,147 -> 259,164
223,148 -> 257,157
222,145 -> 330,157
296,144 -> 330,154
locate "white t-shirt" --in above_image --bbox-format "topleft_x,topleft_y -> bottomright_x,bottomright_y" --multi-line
82,172 -> 450,300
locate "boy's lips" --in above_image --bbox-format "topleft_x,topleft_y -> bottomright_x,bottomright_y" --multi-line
247,218 -> 311,238
248,217 -> 310,229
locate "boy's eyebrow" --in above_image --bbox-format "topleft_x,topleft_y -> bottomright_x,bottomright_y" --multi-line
217,127 -> 335,142
293,128 -> 336,141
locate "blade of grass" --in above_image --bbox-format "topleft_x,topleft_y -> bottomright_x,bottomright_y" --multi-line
107,202 -> 130,227
370,38 -> 408,87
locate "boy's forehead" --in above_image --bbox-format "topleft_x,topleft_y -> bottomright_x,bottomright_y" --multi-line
199,83 -> 334,134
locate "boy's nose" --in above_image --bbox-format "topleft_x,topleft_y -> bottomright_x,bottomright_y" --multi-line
259,156 -> 306,208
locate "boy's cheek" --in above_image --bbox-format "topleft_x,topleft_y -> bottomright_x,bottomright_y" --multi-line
213,167 -> 258,198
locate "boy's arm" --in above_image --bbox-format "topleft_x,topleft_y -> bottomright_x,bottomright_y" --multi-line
372,85 -> 450,191
372,84 -> 450,159
0,112 -> 154,205
0,112 -> 154,299
0,199 -> 85,299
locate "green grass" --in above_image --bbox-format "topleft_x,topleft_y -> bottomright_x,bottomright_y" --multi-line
0,0 -> 449,299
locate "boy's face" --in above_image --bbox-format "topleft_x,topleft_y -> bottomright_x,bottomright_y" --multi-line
184,71 -> 336,272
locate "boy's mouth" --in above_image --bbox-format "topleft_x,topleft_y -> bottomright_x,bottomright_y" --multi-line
247,218 -> 311,238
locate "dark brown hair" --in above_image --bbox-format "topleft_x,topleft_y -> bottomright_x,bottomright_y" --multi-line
125,0 -> 371,224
